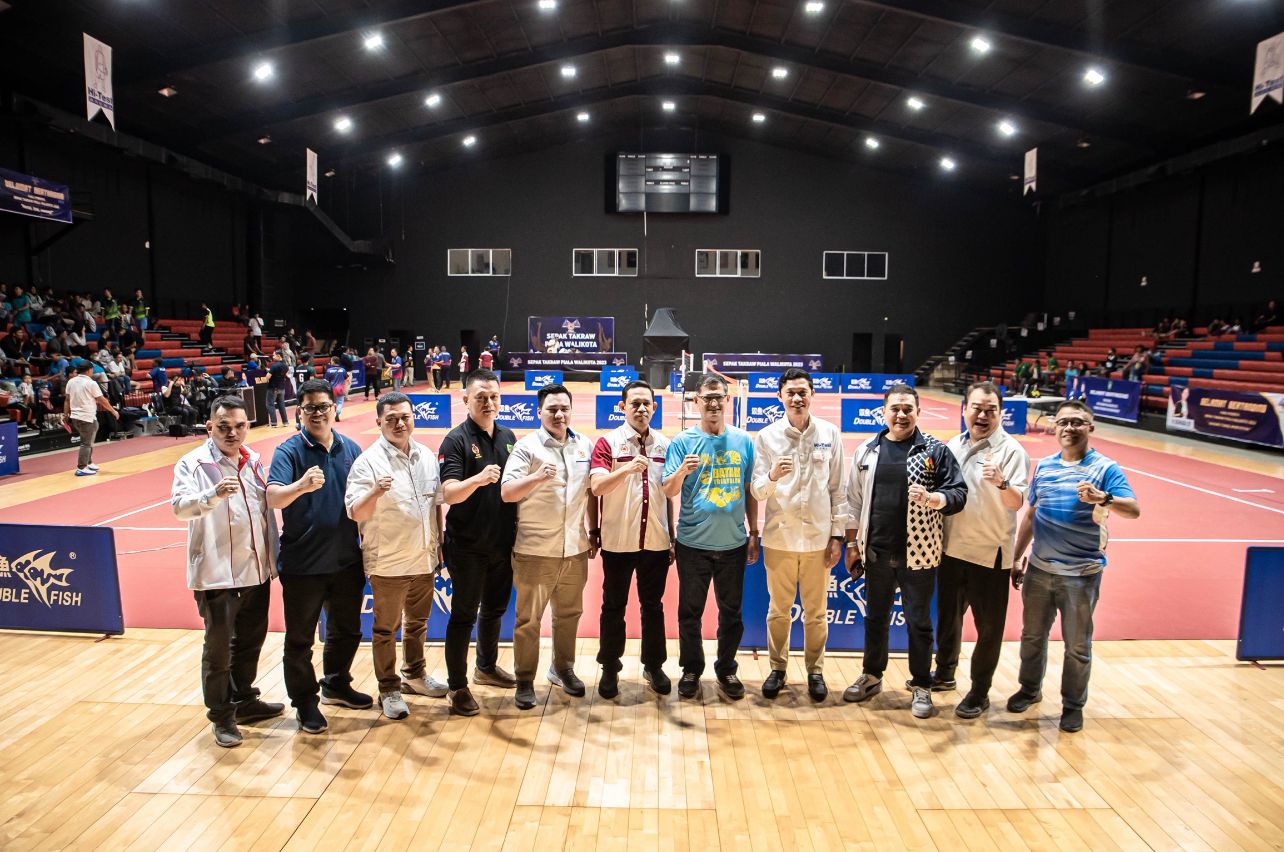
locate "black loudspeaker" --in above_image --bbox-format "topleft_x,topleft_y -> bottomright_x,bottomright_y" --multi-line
642,308 -> 689,359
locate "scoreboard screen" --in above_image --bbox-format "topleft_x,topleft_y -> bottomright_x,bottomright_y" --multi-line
616,153 -> 721,213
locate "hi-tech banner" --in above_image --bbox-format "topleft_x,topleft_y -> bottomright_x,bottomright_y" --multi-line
1081,376 -> 1140,423
744,397 -> 786,432
527,316 -> 615,354
524,370 -> 563,390
841,398 -> 885,433
505,352 -> 628,370
703,353 -> 824,372
496,394 -> 539,430
0,167 -> 73,224
406,394 -> 452,429
1166,387 -> 1284,448
600,366 -> 639,392
0,524 -> 124,634
595,394 -> 662,430
841,374 -> 915,394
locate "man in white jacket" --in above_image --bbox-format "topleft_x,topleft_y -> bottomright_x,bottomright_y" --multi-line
171,395 -> 282,748
750,369 -> 846,702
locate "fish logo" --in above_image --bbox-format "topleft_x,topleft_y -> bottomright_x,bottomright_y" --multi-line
433,569 -> 453,615
414,401 -> 439,421
502,402 -> 534,420
4,551 -> 74,608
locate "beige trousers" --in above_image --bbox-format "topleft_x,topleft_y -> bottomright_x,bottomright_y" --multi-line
764,547 -> 830,674
369,573 -> 436,693
511,551 -> 589,681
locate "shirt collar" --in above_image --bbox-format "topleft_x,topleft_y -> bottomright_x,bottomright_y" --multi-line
378,435 -> 420,463
962,426 -> 1006,450
537,425 -> 576,446
299,427 -> 343,454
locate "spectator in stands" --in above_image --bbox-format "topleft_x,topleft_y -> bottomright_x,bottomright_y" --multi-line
11,285 -> 32,324
1207,317 -> 1227,337
1227,318 -> 1244,334
1,375 -> 32,428
132,288 -> 149,331
105,349 -> 129,394
363,347 -> 385,399
1101,347 -> 1118,375
1063,362 -> 1081,398
163,374 -> 201,429
304,329 -> 317,355
324,354 -> 349,421
217,366 -> 243,394
277,337 -> 296,369
1171,317 -> 1188,337
283,327 -> 300,351
1012,358 -> 1030,391
1023,360 -> 1042,396
119,317 -> 143,352
148,359 -> 168,394
1122,345 -> 1150,382
248,312 -> 264,350
230,304 -> 242,325
103,288 -> 124,334
66,359 -> 117,476
1254,299 -> 1278,333
198,302 -> 216,348
243,331 -> 264,361
1153,317 -> 1171,339
266,350 -> 291,427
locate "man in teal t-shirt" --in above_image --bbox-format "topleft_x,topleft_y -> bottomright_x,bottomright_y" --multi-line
663,373 -> 758,702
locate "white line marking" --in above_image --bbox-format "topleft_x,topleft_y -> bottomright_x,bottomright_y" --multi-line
112,526 -> 186,532
1112,538 -> 1284,544
1120,466 -> 1284,516
93,498 -> 173,527
1232,488 -> 1275,494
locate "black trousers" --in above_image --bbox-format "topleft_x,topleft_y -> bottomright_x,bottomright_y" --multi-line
934,552 -> 1011,692
193,581 -> 271,723
280,566 -> 366,708
199,325 -> 213,346
168,404 -> 199,427
597,549 -> 670,673
444,547 -> 514,690
862,557 -> 937,688
364,371 -> 383,399
676,541 -> 747,678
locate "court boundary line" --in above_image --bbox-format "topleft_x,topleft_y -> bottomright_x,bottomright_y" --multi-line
1120,465 -> 1284,516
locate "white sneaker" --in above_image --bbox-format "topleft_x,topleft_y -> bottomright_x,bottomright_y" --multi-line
380,690 -> 410,720
86,464 -> 99,472
402,674 -> 448,698
911,686 -> 934,719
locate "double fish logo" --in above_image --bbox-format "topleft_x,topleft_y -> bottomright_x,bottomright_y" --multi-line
0,551 -> 74,608
748,403 -> 784,425
501,402 -> 534,420
413,400 -> 439,421
831,573 -> 902,617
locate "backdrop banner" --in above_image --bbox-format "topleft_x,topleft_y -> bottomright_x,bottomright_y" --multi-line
527,316 -> 615,353
595,394 -> 662,430
406,393 -> 452,429
841,374 -> 915,394
702,353 -> 823,372
505,352 -> 627,371
524,370 -> 563,390
496,394 -> 539,429
0,524 -> 124,635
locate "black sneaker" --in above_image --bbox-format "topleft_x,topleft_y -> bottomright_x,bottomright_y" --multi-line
297,703 -> 328,734
955,690 -> 990,719
904,675 -> 957,693
807,674 -> 828,702
598,670 -> 619,699
677,672 -> 700,699
1059,707 -> 1084,733
1006,689 -> 1043,713
320,682 -> 375,710
515,680 -> 537,710
643,667 -> 672,695
716,673 -> 745,701
449,687 -> 481,717
547,667 -> 586,697
234,698 -> 285,723
762,670 -> 786,699
212,719 -> 242,748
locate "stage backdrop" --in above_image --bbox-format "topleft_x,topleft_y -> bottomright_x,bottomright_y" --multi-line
528,316 -> 615,354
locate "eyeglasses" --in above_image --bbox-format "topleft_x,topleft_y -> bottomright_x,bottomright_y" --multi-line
1054,418 -> 1091,429
697,394 -> 728,403
301,403 -> 334,415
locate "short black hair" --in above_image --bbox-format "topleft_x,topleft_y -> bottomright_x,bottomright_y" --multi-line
75,360 -> 94,374
210,395 -> 247,416
620,379 -> 654,402
297,378 -> 334,402
465,368 -> 499,389
698,373 -> 729,394
778,368 -> 812,391
538,383 -> 572,407
1056,399 -> 1093,419
883,382 -> 919,406
964,380 -> 1003,403
377,390 -> 411,417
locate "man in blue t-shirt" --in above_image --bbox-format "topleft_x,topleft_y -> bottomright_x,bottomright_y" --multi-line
323,354 -> 348,421
1009,399 -> 1140,733
148,359 -> 168,394
662,373 -> 758,701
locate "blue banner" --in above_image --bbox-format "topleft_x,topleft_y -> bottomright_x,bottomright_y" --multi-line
810,372 -> 842,394
406,393 -> 452,429
524,370 -> 564,390
497,394 -> 540,430
0,167 -> 72,224
347,360 -> 366,391
0,421 -> 17,475
1238,547 -> 1284,661
748,373 -> 782,392
505,352 -> 628,371
702,353 -> 824,372
841,397 -> 886,432
841,373 -> 915,394
528,316 -> 615,354
0,524 -> 123,634
600,366 -> 639,392
595,395 -> 662,430
324,569 -> 517,643
744,397 -> 786,432
1167,388 -> 1284,449
1081,376 -> 1140,423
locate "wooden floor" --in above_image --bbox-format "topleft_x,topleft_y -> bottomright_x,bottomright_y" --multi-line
1,632 -> 1281,850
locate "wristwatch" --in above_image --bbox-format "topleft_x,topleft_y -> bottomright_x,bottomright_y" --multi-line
1101,492 -> 1114,506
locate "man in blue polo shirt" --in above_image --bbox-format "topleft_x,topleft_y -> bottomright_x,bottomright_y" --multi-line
148,359 -> 168,394
267,378 -> 372,734
662,373 -> 759,701
1009,399 -> 1140,733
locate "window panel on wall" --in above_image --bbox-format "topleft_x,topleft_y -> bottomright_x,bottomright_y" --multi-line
822,250 -> 889,280
573,248 -> 639,276
448,249 -> 470,275
596,249 -> 617,275
448,248 -> 512,276
492,249 -> 511,275
696,249 -> 760,278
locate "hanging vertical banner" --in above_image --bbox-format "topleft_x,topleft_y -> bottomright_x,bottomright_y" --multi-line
83,33 -> 115,129
1252,31 -> 1284,114
1023,148 -> 1037,195
305,148 -> 318,203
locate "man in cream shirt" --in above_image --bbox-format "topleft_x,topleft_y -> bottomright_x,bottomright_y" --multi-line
750,369 -> 846,701
346,391 -> 446,720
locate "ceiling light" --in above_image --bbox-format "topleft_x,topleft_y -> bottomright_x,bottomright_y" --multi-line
939,156 -> 956,171
387,152 -> 403,167
324,168 -> 336,178
864,136 -> 879,149
970,35 -> 992,54
1083,66 -> 1106,87
252,61 -> 273,81
664,52 -> 680,66
425,93 -> 441,108
1075,136 -> 1092,149
997,120 -> 1017,137
662,100 -> 676,111
333,116 -> 353,132
363,33 -> 384,51
538,0 -> 557,9
1009,173 -> 1021,180
752,112 -> 766,123
561,64 -> 577,78
1186,88 -> 1206,100
906,95 -> 925,111
256,135 -> 271,145
771,66 -> 789,79
157,86 -> 178,98
463,135 -> 477,147
576,111 -> 590,122
804,1 -> 824,13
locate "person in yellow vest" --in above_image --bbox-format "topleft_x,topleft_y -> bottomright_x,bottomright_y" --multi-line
200,302 -> 216,348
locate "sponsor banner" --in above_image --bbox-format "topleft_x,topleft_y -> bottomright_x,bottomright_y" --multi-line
599,366 -> 639,391
0,524 -> 124,634
595,394 -> 662,430
741,546 -> 928,651
1166,387 -> 1284,449
0,167 -> 73,224
702,353 -> 824,372
0,421 -> 18,475
497,394 -> 539,430
1024,147 -> 1037,195
83,33 -> 115,128
669,368 -> 683,394
524,370 -> 563,390
1081,376 -> 1140,423
323,569 -> 517,643
406,393 -> 452,429
1251,31 -> 1284,114
1238,547 -> 1284,661
347,360 -> 366,390
841,373 -> 915,394
960,400 -> 1027,435
841,397 -> 886,433
810,372 -> 842,394
505,351 -> 628,370
305,148 -> 318,203
527,316 -> 615,354
748,373 -> 782,392
744,397 -> 786,432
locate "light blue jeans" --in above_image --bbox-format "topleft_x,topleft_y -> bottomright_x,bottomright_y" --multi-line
1017,565 -> 1102,711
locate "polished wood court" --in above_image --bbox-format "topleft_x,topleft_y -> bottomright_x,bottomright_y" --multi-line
1,630 -> 1281,850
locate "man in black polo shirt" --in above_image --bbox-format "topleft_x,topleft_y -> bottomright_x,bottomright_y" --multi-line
439,368 -> 518,716
267,378 -> 373,733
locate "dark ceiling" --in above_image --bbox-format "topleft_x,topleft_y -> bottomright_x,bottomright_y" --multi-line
2,0 -> 1283,196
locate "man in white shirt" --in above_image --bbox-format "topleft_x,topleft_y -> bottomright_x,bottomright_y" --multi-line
171,395 -> 283,748
589,380 -> 675,698
501,384 -> 600,710
750,369 -> 846,701
345,392 -> 447,720
935,381 -> 1030,718
64,360 -> 118,476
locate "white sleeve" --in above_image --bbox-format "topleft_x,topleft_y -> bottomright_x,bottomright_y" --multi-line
345,456 -> 376,518
501,438 -> 534,485
171,458 -> 220,520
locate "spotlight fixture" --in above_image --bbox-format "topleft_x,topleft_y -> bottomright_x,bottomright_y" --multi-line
997,120 -> 1017,137
324,168 -> 336,178
1083,66 -> 1106,87
387,152 -> 403,167
804,1 -> 824,13
463,135 -> 477,147
561,64 -> 577,78
906,96 -> 925,111
662,100 -> 676,111
771,66 -> 789,79
256,135 -> 271,145
939,156 -> 957,171
1075,136 -> 1092,149
363,33 -> 384,51
970,35 -> 992,54
538,0 -> 557,9
664,51 -> 680,66
864,136 -> 879,149
425,93 -> 442,108
333,116 -> 353,132
752,112 -> 766,123
1185,88 -> 1206,100
157,86 -> 178,98
577,111 -> 590,122
252,61 -> 273,81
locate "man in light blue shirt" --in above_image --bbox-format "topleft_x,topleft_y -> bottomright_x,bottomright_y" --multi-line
1009,399 -> 1140,733
662,373 -> 759,701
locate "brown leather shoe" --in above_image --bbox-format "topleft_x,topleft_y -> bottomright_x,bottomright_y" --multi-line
449,687 -> 481,716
